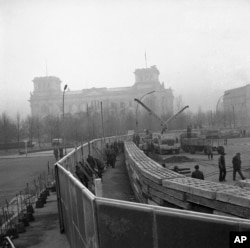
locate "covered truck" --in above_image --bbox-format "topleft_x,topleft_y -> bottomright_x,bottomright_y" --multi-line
181,137 -> 224,154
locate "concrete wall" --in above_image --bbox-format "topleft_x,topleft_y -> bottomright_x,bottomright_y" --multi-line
55,138 -> 250,248
124,142 -> 250,218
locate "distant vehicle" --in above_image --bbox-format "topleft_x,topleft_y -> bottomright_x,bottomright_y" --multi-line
134,98 -> 189,154
152,132 -> 180,154
200,129 -> 221,139
139,135 -> 153,155
181,137 -> 224,154
127,130 -> 135,136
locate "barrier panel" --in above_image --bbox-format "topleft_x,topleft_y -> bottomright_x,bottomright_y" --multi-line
55,136 -> 250,248
55,165 -> 98,248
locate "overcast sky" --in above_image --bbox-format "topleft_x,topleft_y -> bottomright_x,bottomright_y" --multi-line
1,0 -> 250,117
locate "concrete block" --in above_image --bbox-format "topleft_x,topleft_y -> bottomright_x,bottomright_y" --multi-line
216,188 -> 250,208
238,179 -> 250,188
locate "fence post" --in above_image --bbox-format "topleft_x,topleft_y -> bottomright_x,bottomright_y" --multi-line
55,164 -> 65,233
94,179 -> 103,197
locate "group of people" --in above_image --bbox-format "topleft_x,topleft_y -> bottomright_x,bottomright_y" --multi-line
104,140 -> 124,168
218,152 -> 246,182
75,154 -> 106,188
53,147 -> 64,161
74,140 -> 125,188
191,152 -> 246,182
105,143 -> 118,168
240,129 -> 247,137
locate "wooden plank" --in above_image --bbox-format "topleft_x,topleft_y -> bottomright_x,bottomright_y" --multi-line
213,210 -> 240,218
150,196 -> 164,206
142,177 -> 186,201
191,203 -> 213,214
186,193 -> 250,219
149,188 -> 191,210
148,198 -> 160,206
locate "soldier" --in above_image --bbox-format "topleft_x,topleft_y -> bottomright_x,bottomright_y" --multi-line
53,148 -> 59,161
218,152 -> 226,182
232,153 -> 245,181
206,141 -> 213,160
59,147 -> 64,159
191,165 -> 204,180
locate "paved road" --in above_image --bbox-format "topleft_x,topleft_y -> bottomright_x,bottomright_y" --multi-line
156,137 -> 250,186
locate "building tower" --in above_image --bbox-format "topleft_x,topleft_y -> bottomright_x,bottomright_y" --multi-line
29,76 -> 62,117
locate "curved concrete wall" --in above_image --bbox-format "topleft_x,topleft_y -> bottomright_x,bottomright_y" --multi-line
55,137 -> 250,248
124,141 -> 250,218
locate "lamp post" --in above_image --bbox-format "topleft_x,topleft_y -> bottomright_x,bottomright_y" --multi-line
216,92 -> 230,114
62,84 -> 68,156
216,92 -> 230,127
135,90 -> 155,132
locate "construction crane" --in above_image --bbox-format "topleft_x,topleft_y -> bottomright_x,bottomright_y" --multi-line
134,98 -> 189,154
134,98 -> 189,134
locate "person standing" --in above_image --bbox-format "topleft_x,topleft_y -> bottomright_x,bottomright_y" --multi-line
206,144 -> 213,160
53,147 -> 59,161
59,147 -> 64,159
218,152 -> 226,182
191,165 -> 204,180
232,152 -> 245,181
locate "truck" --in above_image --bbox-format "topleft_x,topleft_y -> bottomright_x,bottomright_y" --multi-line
152,132 -> 180,154
181,137 -> 224,154
134,98 -> 189,154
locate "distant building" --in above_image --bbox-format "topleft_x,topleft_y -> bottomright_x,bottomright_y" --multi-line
29,65 -> 174,118
223,84 -> 250,127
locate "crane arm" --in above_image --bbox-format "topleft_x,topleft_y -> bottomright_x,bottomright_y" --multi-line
134,98 -> 165,127
135,98 -> 189,134
165,105 -> 189,125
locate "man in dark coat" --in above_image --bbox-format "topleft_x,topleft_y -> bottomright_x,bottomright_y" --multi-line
218,152 -> 226,182
191,165 -> 204,180
232,153 -> 245,180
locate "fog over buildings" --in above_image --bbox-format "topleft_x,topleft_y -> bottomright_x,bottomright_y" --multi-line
1,0 -> 250,118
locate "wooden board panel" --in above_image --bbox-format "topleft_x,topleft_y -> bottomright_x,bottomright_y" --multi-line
142,177 -> 186,201
149,188 -> 191,210
186,193 -> 250,219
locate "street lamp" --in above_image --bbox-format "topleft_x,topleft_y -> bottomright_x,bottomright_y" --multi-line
62,84 -> 68,156
216,92 -> 230,114
216,92 -> 230,128
135,90 -> 155,132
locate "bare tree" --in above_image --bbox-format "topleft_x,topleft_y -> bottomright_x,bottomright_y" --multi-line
15,112 -> 21,150
24,115 -> 35,143
0,112 -> 13,150
34,116 -> 42,147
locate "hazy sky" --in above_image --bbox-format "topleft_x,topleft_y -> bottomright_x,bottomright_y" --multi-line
1,0 -> 250,117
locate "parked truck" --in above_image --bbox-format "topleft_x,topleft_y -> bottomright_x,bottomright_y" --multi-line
152,132 -> 180,154
181,137 -> 224,154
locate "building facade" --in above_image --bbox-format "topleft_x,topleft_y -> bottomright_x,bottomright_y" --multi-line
223,84 -> 250,127
29,65 -> 174,119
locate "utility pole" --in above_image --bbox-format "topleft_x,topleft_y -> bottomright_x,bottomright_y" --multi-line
87,104 -> 91,154
100,101 -> 105,144
62,84 -> 68,156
